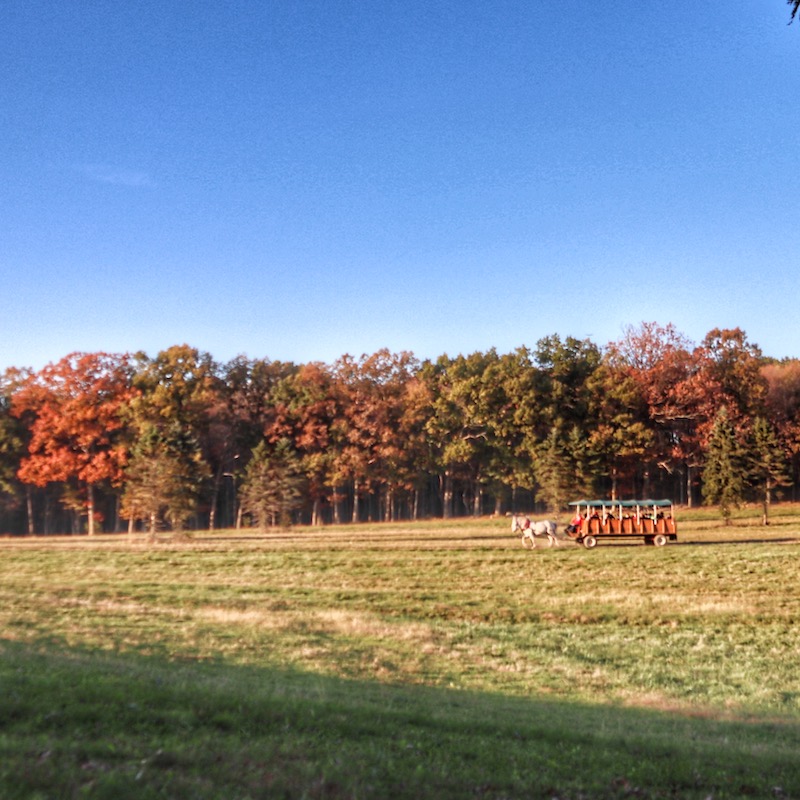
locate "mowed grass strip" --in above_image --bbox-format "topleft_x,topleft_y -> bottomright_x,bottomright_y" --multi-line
2,508 -> 800,797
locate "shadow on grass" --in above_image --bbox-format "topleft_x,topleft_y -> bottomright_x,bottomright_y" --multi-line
681,536 -> 800,546
2,637 -> 799,799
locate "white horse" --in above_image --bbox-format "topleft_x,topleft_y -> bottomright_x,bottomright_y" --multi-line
511,514 -> 559,548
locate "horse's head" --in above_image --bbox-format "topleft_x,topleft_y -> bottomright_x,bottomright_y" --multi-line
510,515 -> 529,533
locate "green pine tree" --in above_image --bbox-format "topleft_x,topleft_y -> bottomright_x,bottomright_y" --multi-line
533,427 -> 595,513
121,423 -> 205,533
533,429 -> 568,513
240,439 -> 305,530
747,416 -> 790,525
702,407 -> 745,526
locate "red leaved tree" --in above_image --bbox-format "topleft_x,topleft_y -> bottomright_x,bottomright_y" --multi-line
11,352 -> 136,534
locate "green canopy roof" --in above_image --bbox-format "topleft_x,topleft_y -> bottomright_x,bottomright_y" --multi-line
568,499 -> 674,508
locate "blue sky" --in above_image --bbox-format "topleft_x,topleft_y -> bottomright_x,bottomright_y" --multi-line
2,0 -> 799,372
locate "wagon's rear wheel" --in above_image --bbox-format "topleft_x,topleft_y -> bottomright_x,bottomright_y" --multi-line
653,533 -> 668,547
582,535 -> 597,550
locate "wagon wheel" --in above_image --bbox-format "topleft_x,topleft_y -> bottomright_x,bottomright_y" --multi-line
653,533 -> 668,547
582,535 -> 597,550
521,534 -> 534,549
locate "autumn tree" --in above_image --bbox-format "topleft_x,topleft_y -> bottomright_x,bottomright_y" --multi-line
362,350 -> 426,521
699,328 -> 766,425
329,350 -> 420,522
762,359 -> 800,492
397,368 -> 438,519
220,356 -> 298,526
11,353 -> 135,535
609,324 -> 767,505
268,362 -> 337,525
124,345 -> 218,529
609,323 -> 698,502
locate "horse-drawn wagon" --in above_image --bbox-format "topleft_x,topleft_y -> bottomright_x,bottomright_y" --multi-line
566,499 -> 677,549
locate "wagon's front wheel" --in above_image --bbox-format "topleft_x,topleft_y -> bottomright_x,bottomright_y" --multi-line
653,533 -> 667,547
583,535 -> 597,550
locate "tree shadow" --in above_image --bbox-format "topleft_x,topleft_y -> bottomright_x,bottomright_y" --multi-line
2,636 -> 800,799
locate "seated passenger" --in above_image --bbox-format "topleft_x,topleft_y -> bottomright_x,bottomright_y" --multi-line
566,512 -> 583,535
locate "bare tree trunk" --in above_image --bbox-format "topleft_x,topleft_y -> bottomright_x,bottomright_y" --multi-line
494,495 -> 503,516
312,497 -> 321,526
26,486 -> 35,535
352,482 -> 360,523
443,471 -> 453,519
333,489 -> 342,524
384,488 -> 393,522
87,484 -> 95,536
208,471 -> 222,530
44,493 -> 52,535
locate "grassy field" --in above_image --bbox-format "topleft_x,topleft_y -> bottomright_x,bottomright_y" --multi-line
2,504 -> 800,798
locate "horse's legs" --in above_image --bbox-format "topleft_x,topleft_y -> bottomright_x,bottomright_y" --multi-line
521,532 -> 534,549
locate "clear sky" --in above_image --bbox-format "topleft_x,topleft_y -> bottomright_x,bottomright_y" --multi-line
2,1 -> 799,372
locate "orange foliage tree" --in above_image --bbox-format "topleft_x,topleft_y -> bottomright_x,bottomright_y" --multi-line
267,362 -> 338,525
330,350 -> 420,522
11,352 -> 135,534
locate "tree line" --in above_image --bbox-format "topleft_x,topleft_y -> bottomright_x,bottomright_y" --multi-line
1,323 -> 798,535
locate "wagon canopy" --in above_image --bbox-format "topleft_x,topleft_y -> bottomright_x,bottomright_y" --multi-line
568,499 -> 673,508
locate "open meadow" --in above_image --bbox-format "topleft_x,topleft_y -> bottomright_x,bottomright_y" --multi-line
2,505 -> 800,798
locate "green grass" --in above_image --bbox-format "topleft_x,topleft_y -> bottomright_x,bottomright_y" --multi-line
2,504 -> 800,798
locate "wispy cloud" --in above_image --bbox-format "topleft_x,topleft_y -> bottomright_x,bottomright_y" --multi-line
79,163 -> 156,188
